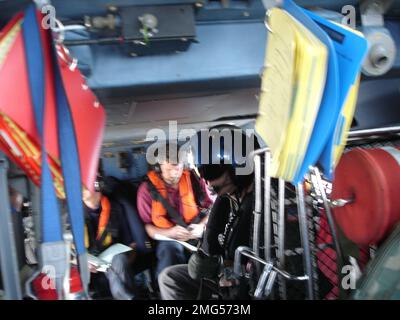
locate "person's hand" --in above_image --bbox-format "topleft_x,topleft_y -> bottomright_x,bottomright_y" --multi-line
88,263 -> 98,273
167,225 -> 192,241
187,224 -> 205,239
82,189 -> 101,210
129,242 -> 137,250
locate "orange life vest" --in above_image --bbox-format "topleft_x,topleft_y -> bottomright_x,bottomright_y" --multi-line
147,170 -> 199,229
84,196 -> 112,249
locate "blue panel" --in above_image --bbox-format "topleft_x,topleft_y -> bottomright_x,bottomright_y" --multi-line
353,78 -> 400,130
386,20 -> 400,67
80,22 -> 267,93
101,145 -> 149,181
52,0 -> 266,22
50,0 -> 400,19
51,0 -> 197,19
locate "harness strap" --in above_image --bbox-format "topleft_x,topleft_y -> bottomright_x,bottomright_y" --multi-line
22,5 -> 67,299
146,179 -> 188,228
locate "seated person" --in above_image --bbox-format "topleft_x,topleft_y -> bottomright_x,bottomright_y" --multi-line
83,187 -> 152,300
8,187 -> 26,270
0,187 -> 26,291
137,142 -> 213,276
158,126 -> 259,300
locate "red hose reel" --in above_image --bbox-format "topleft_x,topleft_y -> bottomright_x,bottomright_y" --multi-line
332,147 -> 400,246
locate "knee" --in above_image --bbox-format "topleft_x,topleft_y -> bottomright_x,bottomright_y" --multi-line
111,253 -> 129,270
158,266 -> 177,299
158,265 -> 172,286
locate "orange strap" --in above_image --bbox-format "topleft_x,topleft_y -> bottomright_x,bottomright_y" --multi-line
96,196 -> 111,241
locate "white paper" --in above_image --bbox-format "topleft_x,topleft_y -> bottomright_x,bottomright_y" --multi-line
87,243 -> 133,272
87,254 -> 110,272
154,234 -> 198,252
98,243 -> 133,263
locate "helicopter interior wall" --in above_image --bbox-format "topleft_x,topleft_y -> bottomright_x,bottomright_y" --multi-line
100,75 -> 400,141
68,21 -> 267,99
354,78 -> 400,130
102,88 -> 259,142
24,0 -> 400,21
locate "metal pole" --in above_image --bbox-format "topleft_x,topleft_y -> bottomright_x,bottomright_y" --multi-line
278,178 -> 287,299
235,246 -> 308,281
251,147 -> 271,156
312,167 -> 344,270
254,263 -> 274,299
264,151 -> 272,261
296,183 -> 314,300
253,155 -> 262,256
348,126 -> 400,138
0,152 -> 23,299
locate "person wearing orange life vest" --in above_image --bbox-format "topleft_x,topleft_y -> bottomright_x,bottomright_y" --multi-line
83,187 -> 152,300
137,142 -> 213,276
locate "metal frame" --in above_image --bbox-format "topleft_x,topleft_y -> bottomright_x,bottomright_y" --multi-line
348,126 -> 400,140
237,148 -> 316,300
295,182 -> 314,300
236,145 -> 367,299
235,125 -> 400,300
0,152 -> 23,300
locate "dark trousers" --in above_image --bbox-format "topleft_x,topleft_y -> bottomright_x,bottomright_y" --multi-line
158,264 -> 216,300
155,241 -> 189,277
90,250 -> 153,300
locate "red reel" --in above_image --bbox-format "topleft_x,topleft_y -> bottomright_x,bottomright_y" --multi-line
332,147 -> 400,246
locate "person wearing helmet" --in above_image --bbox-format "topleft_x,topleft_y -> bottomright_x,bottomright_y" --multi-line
158,125 -> 259,300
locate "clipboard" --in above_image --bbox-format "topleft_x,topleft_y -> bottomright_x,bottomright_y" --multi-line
256,8 -> 328,182
282,0 -> 340,184
306,12 -> 368,179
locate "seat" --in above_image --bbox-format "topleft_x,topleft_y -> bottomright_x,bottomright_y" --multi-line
100,176 -> 159,298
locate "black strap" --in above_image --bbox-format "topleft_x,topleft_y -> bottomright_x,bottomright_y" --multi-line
85,214 -> 102,255
218,195 -> 241,255
95,224 -> 110,251
189,171 -> 206,207
146,180 -> 189,228
85,205 -> 111,255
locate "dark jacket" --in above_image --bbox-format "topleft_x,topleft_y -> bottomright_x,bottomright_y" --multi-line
187,191 -> 254,299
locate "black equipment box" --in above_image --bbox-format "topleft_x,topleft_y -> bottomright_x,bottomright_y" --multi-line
120,4 -> 196,56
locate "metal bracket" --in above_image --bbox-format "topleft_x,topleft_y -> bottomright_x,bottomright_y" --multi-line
329,198 -> 353,208
234,246 -> 309,299
360,0 -> 397,76
360,0 -> 393,27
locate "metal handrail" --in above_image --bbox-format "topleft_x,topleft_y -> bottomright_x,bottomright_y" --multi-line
348,126 -> 400,139
234,246 -> 308,281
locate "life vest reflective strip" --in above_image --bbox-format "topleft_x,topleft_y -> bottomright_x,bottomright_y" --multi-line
147,170 -> 199,229
84,196 -> 112,249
